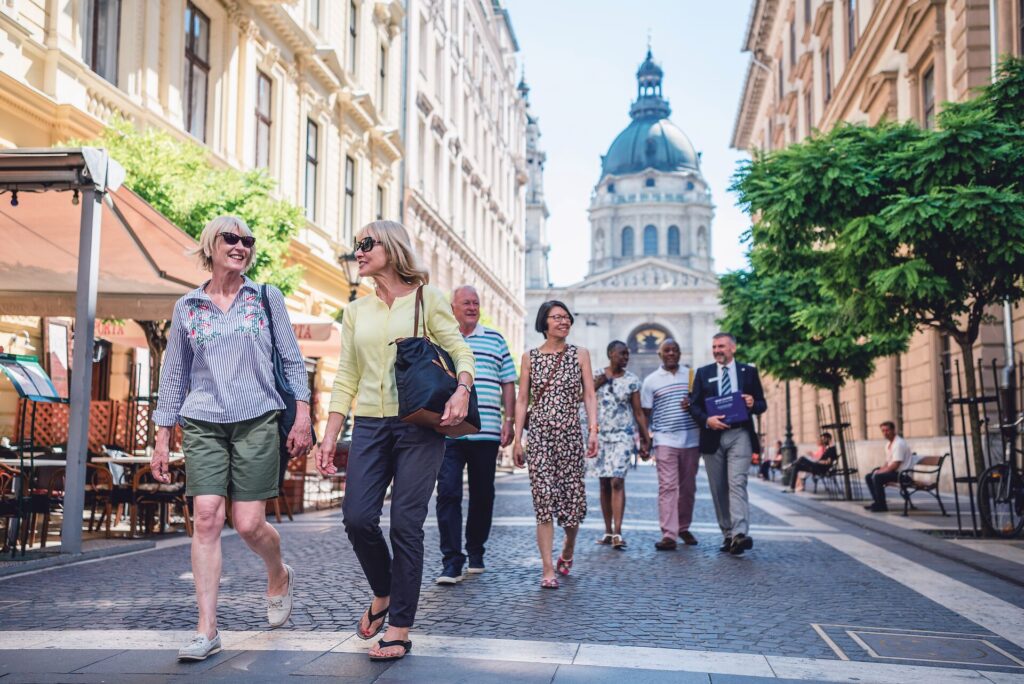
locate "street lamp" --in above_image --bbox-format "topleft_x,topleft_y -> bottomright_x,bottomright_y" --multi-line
338,252 -> 360,302
782,380 -> 798,486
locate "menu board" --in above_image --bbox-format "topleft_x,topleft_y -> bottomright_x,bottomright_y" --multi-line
0,354 -> 63,402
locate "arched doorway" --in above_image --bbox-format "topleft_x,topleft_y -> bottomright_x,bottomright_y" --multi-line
626,323 -> 674,379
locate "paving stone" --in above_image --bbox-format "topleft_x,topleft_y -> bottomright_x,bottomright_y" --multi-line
0,650 -> 116,674
292,652 -> 392,679
205,649 -> 324,677
373,656 -> 558,684
552,664 -> 711,683
76,650 -> 240,675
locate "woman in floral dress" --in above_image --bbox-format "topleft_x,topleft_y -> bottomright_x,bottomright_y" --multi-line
513,301 -> 598,589
588,341 -> 650,550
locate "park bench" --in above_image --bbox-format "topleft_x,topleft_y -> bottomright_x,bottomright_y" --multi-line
884,453 -> 949,516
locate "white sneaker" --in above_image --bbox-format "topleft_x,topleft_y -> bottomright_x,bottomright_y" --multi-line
435,569 -> 464,585
177,632 -> 222,661
267,564 -> 294,628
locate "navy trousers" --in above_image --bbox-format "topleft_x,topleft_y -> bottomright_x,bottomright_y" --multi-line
865,468 -> 900,507
342,417 -> 445,628
435,439 -> 499,571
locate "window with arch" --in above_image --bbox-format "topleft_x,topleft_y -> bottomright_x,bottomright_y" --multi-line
667,225 -> 680,255
643,225 -> 658,256
621,226 -> 635,257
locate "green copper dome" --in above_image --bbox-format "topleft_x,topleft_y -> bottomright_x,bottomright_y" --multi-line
601,50 -> 699,178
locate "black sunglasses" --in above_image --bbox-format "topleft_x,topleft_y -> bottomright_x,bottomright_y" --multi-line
354,236 -> 382,253
219,232 -> 256,249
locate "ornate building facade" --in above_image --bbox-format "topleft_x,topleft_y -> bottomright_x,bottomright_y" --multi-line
402,0 -> 527,357
0,0 -> 404,430
732,0 -> 1024,471
526,51 -> 720,379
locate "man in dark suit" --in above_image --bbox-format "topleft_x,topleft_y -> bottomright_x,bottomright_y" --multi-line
689,332 -> 767,556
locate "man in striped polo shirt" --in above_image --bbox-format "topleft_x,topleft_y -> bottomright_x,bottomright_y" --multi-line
641,338 -> 701,551
435,286 -> 517,584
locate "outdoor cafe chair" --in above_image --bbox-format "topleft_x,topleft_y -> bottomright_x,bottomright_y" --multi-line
131,464 -> 193,538
0,464 -> 18,551
34,468 -> 65,549
84,464 -> 115,538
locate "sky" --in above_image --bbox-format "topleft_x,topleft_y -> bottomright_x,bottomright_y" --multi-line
502,0 -> 754,285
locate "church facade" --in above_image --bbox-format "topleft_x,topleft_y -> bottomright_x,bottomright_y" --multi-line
525,51 -> 721,379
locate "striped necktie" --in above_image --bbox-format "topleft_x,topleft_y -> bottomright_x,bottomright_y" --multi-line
720,366 -> 732,394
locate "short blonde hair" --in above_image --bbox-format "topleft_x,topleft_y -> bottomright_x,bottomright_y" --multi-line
189,215 -> 256,272
359,220 -> 429,286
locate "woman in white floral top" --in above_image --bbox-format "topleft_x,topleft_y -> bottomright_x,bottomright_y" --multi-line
588,341 -> 651,549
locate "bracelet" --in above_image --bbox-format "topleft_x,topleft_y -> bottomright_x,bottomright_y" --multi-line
504,417 -> 515,423
457,382 -> 472,394
589,424 -> 600,433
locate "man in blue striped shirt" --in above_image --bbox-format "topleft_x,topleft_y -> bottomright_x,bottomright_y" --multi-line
435,286 -> 517,584
641,339 -> 701,551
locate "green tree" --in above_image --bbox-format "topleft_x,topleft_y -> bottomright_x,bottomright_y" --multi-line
66,118 -> 306,402
731,57 -> 1024,476
719,252 -> 907,498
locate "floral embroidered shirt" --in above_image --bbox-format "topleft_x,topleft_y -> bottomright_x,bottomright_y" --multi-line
152,276 -> 310,426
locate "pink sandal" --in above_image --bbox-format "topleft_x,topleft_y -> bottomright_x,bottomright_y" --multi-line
556,555 -> 574,576
540,577 -> 559,589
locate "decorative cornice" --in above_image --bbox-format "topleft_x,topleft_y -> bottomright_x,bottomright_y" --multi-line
860,70 -> 898,118
813,1 -> 834,38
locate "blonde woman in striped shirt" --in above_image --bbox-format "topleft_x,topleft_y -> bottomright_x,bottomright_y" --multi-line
152,215 -> 312,662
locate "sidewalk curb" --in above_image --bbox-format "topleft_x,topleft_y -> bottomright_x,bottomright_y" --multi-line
764,486 -> 1024,589
0,539 -> 155,578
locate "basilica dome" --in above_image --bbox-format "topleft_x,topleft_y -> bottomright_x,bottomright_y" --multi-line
600,50 -> 699,178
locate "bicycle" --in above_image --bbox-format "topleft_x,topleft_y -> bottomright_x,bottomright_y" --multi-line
977,414 -> 1024,538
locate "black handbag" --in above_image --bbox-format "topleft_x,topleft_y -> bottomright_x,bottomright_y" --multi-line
394,286 -> 481,437
261,285 -> 316,487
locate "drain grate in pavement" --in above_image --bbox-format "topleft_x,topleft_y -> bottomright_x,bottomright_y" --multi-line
812,624 -> 1024,668
848,630 -> 1024,667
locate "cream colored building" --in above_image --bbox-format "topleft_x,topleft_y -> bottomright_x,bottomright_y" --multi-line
732,0 -> 1024,478
0,0 -> 404,433
402,0 -> 527,357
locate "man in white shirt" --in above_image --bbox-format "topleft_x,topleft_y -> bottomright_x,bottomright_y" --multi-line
641,339 -> 701,550
864,421 -> 912,512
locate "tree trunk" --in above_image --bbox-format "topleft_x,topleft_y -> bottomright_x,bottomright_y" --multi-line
956,338 -> 988,478
831,385 -> 853,500
138,320 -> 170,448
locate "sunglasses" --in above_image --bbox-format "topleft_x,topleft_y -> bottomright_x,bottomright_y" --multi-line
219,232 -> 256,249
354,236 -> 382,253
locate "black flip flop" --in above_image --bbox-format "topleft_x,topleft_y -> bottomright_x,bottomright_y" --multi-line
356,603 -> 389,641
369,639 -> 412,661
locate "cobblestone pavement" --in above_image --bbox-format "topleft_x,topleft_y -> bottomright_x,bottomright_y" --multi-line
2,462 -> 1024,682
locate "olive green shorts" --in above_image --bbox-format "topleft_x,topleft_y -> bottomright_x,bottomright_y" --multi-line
182,411 -> 280,501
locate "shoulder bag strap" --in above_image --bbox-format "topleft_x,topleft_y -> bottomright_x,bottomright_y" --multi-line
412,285 -> 426,338
260,284 -> 277,349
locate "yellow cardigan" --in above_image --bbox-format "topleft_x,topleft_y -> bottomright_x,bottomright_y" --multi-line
328,285 -> 475,417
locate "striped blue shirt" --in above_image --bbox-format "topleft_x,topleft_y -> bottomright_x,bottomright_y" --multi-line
640,365 -> 698,449
153,276 -> 310,427
457,325 -> 516,442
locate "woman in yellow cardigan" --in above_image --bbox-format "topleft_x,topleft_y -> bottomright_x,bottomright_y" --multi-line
316,220 -> 474,662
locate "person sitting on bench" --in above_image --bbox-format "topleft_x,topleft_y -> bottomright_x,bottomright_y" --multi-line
864,421 -> 911,512
782,433 -> 836,492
